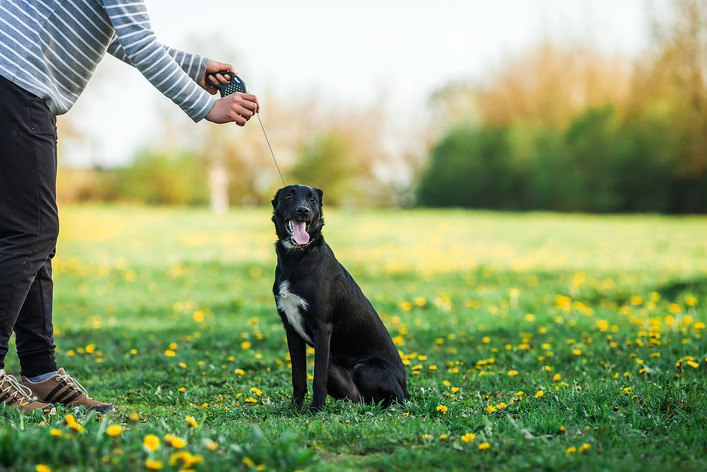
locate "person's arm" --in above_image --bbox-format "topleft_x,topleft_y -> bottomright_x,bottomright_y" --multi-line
106,37 -> 205,85
100,0 -> 257,124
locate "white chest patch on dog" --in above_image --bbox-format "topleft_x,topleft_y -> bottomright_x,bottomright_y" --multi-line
277,281 -> 312,344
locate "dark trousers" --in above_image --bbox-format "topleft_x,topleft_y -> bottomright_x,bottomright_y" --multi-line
0,74 -> 58,377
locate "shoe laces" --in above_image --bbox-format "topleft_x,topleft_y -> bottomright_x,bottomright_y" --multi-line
56,372 -> 93,400
1,372 -> 36,406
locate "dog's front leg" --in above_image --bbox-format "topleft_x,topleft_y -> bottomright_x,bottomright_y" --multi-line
309,323 -> 332,412
284,323 -> 307,408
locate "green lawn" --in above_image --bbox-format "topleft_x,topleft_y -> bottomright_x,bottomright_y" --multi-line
2,205 -> 705,471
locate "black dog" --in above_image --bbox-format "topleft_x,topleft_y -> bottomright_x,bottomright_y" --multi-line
271,184 -> 409,412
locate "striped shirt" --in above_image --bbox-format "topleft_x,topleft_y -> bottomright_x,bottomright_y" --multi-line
0,0 -> 216,121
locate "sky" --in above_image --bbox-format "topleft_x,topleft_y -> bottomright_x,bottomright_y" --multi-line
62,0 -> 650,167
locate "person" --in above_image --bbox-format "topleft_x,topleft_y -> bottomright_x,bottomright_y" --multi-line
0,0 -> 259,414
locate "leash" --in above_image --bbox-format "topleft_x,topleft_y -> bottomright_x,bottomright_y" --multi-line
213,71 -> 286,187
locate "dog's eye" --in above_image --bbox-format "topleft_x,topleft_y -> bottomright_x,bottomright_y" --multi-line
308,195 -> 317,203
285,194 -> 294,200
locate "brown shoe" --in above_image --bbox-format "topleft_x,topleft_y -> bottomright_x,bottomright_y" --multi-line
21,368 -> 113,413
0,369 -> 56,414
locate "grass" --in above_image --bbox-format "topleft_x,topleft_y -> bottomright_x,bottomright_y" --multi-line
1,205 -> 705,472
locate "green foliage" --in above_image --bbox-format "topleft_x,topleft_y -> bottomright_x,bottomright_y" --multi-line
416,126 -> 518,209
2,205 -> 705,471
117,150 -> 209,206
419,1 -> 707,214
289,132 -> 360,206
417,105 -> 707,213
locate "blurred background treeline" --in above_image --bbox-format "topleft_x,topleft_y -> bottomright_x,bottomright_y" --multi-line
57,0 -> 706,213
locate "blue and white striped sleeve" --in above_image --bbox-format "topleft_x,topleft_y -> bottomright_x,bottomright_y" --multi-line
100,0 -> 216,122
106,36 -> 207,84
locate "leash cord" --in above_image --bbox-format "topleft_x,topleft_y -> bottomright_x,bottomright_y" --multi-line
256,113 -> 286,187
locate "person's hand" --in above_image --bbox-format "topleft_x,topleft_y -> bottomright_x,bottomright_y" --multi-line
204,93 -> 260,126
201,58 -> 260,126
201,59 -> 236,94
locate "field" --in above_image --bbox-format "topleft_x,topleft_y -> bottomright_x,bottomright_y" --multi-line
1,205 -> 705,471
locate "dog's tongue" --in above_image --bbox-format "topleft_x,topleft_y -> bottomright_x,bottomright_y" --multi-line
292,221 -> 310,245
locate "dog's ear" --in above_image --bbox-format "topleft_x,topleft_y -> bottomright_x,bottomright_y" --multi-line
314,187 -> 324,205
271,188 -> 283,209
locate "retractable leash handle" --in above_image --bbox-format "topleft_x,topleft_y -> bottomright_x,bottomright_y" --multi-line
212,70 -> 286,187
212,70 -> 248,96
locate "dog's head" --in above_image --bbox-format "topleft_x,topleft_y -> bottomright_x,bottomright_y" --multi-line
271,184 -> 324,250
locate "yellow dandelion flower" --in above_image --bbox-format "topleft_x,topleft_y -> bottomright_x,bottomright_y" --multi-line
572,349 -> 582,356
64,414 -> 84,433
535,390 -> 545,398
178,362 -> 188,369
193,310 -> 205,323
566,446 -> 577,455
49,428 -> 63,438
482,336 -> 491,344
145,459 -> 163,470
130,349 -> 138,355
245,397 -> 258,403
106,425 -> 123,437
435,405 -> 448,414
168,342 -> 178,350
478,442 -> 491,450
169,451 -> 204,468
36,465 -> 51,472
241,341 -> 251,350
579,443 -> 591,453
243,456 -> 256,468
250,387 -> 263,396
428,365 -> 438,371
164,434 -> 187,449
553,374 -> 561,381
461,433 -> 476,443
164,349 -> 176,357
143,434 -> 160,452
559,426 -> 566,433
186,416 -> 199,428
486,405 -> 497,414
508,370 -> 518,376
687,361 -> 699,368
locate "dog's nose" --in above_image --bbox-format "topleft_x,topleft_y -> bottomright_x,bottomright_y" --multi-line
296,206 -> 310,216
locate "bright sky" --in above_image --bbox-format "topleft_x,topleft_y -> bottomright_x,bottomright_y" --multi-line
63,0 -> 650,167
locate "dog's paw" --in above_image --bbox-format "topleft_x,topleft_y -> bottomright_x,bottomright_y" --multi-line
307,402 -> 325,413
291,394 -> 306,409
